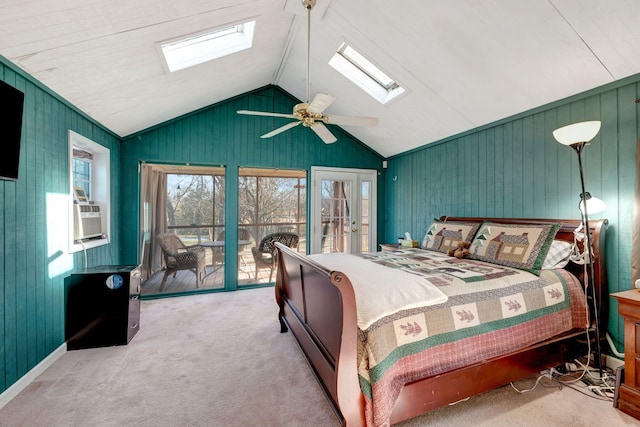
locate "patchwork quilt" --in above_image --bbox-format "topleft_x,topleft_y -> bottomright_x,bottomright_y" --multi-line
349,248 -> 587,427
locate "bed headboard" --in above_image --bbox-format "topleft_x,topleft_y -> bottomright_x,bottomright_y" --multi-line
439,216 -> 609,342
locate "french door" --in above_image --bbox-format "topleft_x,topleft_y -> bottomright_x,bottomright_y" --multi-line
310,167 -> 377,254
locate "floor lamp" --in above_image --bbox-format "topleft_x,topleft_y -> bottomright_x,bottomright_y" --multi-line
552,120 -> 604,376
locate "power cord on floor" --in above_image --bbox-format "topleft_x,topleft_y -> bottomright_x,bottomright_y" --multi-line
506,271 -> 623,402
509,325 -> 616,401
551,367 -> 615,402
509,365 -> 615,402
510,370 -> 561,393
510,326 -> 592,392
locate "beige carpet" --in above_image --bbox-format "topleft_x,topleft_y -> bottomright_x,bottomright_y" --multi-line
0,287 -> 636,426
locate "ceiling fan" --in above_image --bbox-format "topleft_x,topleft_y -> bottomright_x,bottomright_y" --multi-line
237,0 -> 378,144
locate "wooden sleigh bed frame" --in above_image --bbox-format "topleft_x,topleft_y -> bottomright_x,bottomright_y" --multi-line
274,217 -> 608,426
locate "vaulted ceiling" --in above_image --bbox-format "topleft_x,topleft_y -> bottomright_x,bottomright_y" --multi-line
1,0 -> 638,157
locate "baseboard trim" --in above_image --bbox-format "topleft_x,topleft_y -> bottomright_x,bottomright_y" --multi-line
0,343 -> 67,410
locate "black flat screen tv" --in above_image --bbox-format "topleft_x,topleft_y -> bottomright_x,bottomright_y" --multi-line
0,80 -> 25,181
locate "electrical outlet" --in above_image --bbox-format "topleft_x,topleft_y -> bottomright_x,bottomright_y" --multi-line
606,355 -> 624,370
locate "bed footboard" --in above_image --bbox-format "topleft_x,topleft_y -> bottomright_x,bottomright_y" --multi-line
275,243 -> 364,426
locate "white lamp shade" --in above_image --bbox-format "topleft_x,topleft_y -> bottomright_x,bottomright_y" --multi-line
579,195 -> 607,216
552,121 -> 601,146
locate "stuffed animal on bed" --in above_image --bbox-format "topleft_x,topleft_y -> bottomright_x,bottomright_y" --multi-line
447,240 -> 471,259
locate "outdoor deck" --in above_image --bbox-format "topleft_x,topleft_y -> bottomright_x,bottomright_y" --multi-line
141,249 -> 282,295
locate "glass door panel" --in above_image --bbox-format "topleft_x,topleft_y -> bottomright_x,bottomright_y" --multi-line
360,180 -> 371,253
140,165 -> 225,296
238,168 -> 307,284
319,178 -> 353,253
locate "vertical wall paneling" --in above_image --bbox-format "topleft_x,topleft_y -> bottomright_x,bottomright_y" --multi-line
0,57 -> 120,395
476,131 -> 488,216
532,112 -> 546,218
494,126 -> 505,216
543,109 -> 562,218
14,76 -> 28,380
511,120 -> 523,218
386,76 -> 640,352
2,68 -> 17,389
611,84 -> 638,349
520,116 -> 534,215
502,123 -> 513,217
467,133 -> 480,217
485,128 -> 497,217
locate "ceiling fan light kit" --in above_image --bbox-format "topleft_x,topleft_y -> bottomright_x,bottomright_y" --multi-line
237,0 -> 378,144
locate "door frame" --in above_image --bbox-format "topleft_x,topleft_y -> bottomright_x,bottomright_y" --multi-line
310,166 -> 377,254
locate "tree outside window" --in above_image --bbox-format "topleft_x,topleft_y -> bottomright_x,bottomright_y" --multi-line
166,172 -> 225,244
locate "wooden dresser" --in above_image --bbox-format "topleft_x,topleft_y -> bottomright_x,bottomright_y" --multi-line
612,289 -> 640,420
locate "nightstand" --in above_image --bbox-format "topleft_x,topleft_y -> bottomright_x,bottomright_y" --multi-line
612,289 -> 640,420
379,243 -> 401,252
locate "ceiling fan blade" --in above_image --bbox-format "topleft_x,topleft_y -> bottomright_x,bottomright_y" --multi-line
237,110 -> 297,119
310,122 -> 337,144
260,121 -> 301,139
307,93 -> 336,114
322,114 -> 379,127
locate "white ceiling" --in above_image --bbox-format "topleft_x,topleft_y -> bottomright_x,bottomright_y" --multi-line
1,0 -> 638,157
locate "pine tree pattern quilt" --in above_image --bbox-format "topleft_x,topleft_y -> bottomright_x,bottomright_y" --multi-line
346,248 -> 587,427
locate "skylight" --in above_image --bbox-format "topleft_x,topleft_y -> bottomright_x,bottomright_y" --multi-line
329,43 -> 405,104
160,20 -> 256,73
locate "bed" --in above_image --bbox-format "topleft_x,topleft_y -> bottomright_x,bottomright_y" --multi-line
274,217 -> 608,427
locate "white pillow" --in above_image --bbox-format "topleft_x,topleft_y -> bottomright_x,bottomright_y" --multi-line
541,240 -> 573,269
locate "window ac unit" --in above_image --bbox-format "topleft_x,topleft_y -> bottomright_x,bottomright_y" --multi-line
74,204 -> 102,241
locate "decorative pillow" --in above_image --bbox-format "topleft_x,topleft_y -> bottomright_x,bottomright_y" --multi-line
421,220 -> 481,254
468,222 -> 561,275
541,240 -> 573,270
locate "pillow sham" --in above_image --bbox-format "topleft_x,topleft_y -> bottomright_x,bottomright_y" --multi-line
468,222 -> 561,275
541,240 -> 573,270
421,220 -> 481,254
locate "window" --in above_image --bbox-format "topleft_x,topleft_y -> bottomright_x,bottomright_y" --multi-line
72,150 -> 92,200
68,130 -> 110,253
166,170 -> 225,243
159,20 -> 256,72
329,42 -> 405,104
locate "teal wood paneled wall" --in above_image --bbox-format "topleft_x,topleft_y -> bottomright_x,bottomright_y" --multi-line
0,58 -> 121,395
120,86 -> 384,275
385,75 -> 640,353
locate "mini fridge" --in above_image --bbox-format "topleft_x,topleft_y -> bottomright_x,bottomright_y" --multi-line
65,265 -> 141,350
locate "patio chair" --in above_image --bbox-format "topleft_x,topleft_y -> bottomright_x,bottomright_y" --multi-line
157,233 -> 206,291
251,232 -> 299,282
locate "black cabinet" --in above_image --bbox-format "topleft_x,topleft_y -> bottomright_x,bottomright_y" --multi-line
65,265 -> 141,350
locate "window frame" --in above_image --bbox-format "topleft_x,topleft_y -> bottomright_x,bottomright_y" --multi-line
329,42 -> 406,104
158,20 -> 256,73
68,130 -> 110,253
72,155 -> 92,199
